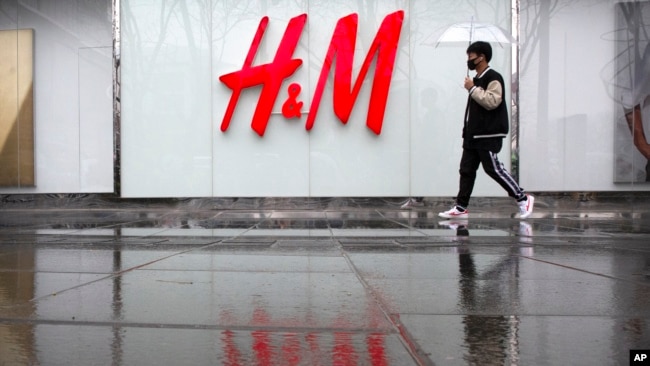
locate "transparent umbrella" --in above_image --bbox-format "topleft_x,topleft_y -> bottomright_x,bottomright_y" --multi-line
428,18 -> 516,48
423,18 -> 517,76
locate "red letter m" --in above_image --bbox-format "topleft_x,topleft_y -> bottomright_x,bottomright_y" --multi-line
306,10 -> 404,135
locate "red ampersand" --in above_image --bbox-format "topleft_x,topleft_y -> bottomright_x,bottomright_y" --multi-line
282,83 -> 303,118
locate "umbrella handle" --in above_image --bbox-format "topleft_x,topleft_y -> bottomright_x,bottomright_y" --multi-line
469,15 -> 474,46
467,16 -> 474,77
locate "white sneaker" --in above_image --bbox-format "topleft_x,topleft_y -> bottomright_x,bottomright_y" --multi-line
438,219 -> 469,230
517,194 -> 535,219
518,222 -> 533,244
438,206 -> 468,219
518,221 -> 532,236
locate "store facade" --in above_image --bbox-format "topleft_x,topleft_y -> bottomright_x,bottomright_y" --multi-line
1,0 -> 648,197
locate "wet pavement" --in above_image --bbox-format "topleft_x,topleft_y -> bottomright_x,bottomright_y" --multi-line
0,195 -> 649,365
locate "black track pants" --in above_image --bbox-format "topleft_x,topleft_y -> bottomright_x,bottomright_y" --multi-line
455,148 -> 525,208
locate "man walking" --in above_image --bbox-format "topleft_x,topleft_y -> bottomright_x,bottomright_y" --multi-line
439,41 -> 534,219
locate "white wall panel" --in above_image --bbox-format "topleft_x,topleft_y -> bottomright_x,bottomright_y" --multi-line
121,1 -> 213,197
79,47 -> 113,192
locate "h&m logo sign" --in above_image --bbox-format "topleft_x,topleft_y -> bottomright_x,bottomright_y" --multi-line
218,11 -> 404,137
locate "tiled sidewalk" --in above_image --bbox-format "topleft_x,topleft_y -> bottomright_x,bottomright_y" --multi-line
1,195 -> 649,365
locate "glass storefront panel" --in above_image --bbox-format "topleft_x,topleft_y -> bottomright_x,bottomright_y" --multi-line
518,0 -> 650,191
0,1 -> 113,194
121,0 -> 213,197
121,0 -> 514,197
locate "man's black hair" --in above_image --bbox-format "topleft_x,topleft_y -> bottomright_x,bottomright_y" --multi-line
466,41 -> 492,62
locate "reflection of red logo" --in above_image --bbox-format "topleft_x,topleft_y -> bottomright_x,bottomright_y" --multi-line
220,307 -> 388,365
219,11 -> 404,137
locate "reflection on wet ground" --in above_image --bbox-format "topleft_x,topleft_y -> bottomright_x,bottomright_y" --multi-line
1,195 -> 650,365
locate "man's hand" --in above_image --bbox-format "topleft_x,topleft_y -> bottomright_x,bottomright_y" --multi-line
464,76 -> 474,91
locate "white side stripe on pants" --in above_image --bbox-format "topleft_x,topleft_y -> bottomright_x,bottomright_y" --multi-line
488,151 -> 522,197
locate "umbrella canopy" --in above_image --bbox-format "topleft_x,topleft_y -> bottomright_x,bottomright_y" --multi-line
428,21 -> 516,47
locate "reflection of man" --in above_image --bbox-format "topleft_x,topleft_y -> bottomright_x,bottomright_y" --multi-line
623,43 -> 650,181
457,246 -> 511,365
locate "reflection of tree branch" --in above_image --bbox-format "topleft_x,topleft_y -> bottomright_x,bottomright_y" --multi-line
178,1 -> 197,62
520,0 -> 583,74
148,0 -> 179,70
620,2 -> 646,62
122,0 -> 180,109
200,0 -> 210,44
213,1 -> 259,63
121,0 -> 141,96
601,2 -> 649,105
519,7 -> 539,73
520,2 -> 542,75
520,0 -> 561,74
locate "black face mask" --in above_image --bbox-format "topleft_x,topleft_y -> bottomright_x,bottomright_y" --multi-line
467,57 -> 479,70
